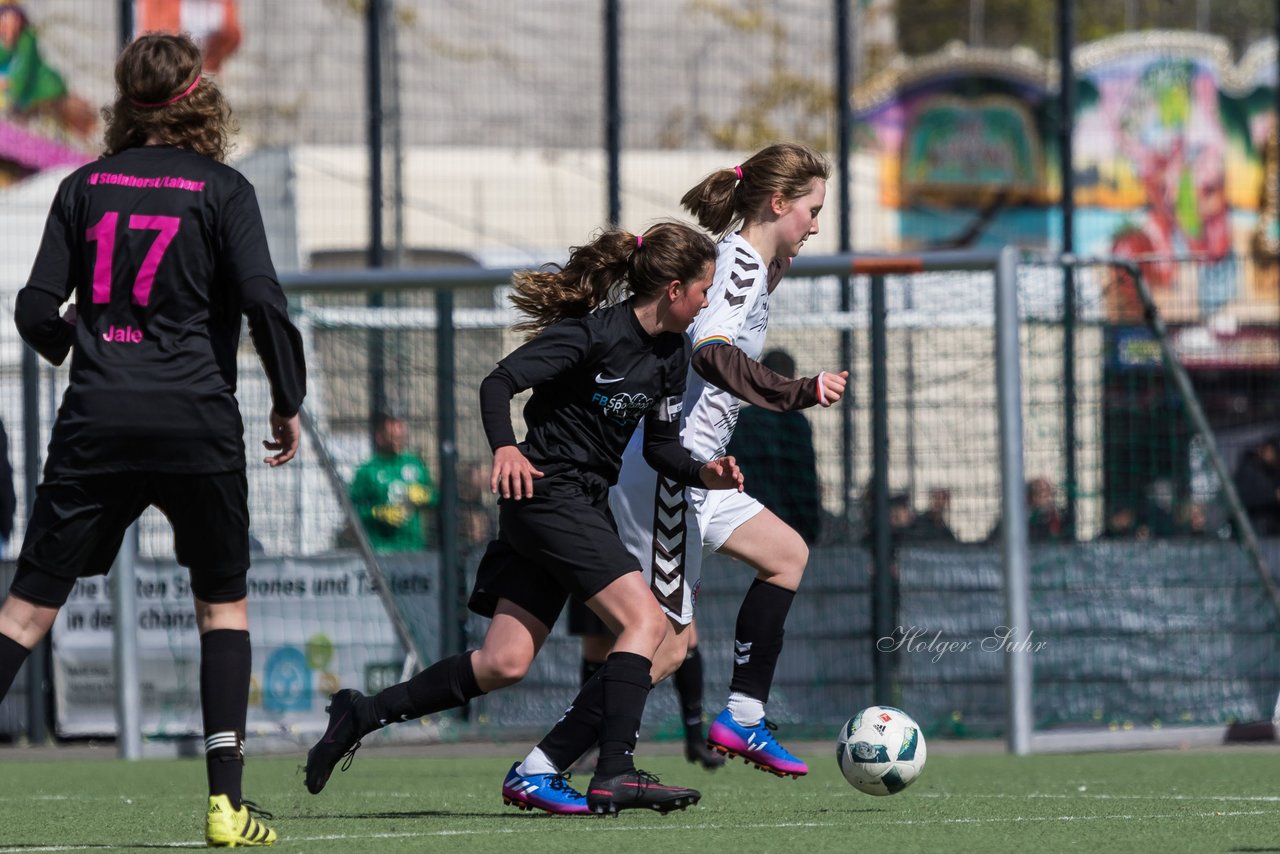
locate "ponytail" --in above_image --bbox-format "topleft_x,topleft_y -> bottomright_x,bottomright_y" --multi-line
510,222 -> 716,337
682,142 -> 830,237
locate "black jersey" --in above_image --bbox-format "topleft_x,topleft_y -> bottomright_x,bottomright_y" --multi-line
487,301 -> 691,485
15,145 -> 306,475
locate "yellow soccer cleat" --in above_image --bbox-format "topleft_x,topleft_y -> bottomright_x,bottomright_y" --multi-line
205,794 -> 277,848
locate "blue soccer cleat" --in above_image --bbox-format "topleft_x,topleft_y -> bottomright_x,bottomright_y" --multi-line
707,708 -> 809,778
501,762 -> 590,815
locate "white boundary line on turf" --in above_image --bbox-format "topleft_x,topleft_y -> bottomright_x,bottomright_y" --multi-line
0,811 -> 1273,852
914,792 -> 1280,802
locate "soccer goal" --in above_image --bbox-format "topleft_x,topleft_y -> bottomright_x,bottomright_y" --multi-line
24,246 -> 1277,757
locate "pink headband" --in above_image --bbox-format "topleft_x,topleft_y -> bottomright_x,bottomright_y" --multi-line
733,165 -> 744,180
635,235 -> 643,248
129,75 -> 201,109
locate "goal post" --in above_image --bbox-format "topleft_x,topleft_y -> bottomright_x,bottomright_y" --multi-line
46,244 -> 1276,757
1013,251 -> 1280,754
790,246 -> 1032,755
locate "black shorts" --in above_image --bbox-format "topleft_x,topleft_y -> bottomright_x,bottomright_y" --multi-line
468,472 -> 640,631
12,470 -> 250,608
567,597 -> 611,637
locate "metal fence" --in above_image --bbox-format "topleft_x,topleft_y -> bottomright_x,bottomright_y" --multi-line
2,2 -> 1280,750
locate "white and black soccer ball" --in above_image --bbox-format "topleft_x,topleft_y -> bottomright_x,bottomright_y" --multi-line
836,705 -> 927,796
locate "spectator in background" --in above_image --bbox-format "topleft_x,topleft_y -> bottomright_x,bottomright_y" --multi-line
858,484 -> 914,550
456,461 -> 496,550
1026,476 -> 1068,542
1102,503 -> 1147,540
0,3 -> 96,135
1176,499 -> 1225,539
910,487 -> 958,543
1140,477 -> 1179,539
350,413 -> 437,553
1233,435 -> 1280,536
888,492 -> 915,539
725,348 -> 821,543
984,476 -> 1069,543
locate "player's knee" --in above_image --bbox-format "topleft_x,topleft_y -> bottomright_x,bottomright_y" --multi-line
0,591 -> 59,648
762,535 -> 808,588
476,648 -> 534,688
629,608 -> 669,652
651,635 -> 690,683
789,537 -> 810,578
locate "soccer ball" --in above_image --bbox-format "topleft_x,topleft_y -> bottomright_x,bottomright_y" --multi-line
836,705 -> 927,795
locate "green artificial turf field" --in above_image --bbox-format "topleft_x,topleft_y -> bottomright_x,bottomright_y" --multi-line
2,744 -> 1279,852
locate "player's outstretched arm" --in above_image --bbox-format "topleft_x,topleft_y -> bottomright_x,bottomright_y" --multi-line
262,410 -> 300,466
700,456 -> 744,492
693,342 -> 849,412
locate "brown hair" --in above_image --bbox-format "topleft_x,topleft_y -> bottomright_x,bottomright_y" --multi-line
102,32 -> 236,161
681,142 -> 830,237
510,221 -> 716,337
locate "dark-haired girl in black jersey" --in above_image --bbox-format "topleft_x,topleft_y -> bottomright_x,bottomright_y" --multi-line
306,220 -> 743,815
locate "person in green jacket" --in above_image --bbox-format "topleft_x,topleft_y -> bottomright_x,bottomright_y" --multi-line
0,3 -> 95,137
0,3 -> 67,114
350,413 -> 437,553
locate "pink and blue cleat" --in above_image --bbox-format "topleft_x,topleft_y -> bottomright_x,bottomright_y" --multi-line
706,709 -> 809,778
502,762 -> 590,815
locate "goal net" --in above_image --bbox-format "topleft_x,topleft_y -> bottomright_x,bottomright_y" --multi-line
20,250 -> 1278,753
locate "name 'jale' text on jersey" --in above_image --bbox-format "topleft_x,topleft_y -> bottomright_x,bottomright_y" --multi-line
18,145 -> 305,475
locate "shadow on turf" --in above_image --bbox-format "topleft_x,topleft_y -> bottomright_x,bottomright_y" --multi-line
293,809 -> 551,821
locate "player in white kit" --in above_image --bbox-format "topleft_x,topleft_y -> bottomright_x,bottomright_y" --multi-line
617,142 -> 846,777
514,143 -> 847,785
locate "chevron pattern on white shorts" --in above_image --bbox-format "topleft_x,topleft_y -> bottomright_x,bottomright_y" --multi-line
650,476 -> 688,614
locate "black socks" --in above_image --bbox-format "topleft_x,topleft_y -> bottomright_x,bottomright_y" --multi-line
672,644 -> 706,742
0,632 -> 31,703
201,629 -> 251,808
729,579 -> 795,703
371,651 -> 484,729
594,651 -> 653,779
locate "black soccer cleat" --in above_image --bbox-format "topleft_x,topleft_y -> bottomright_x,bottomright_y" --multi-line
684,738 -> 726,770
586,769 -> 701,815
304,689 -> 367,795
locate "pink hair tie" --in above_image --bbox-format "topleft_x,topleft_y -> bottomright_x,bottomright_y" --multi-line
733,165 -> 744,180
635,235 -> 643,248
129,75 -> 202,109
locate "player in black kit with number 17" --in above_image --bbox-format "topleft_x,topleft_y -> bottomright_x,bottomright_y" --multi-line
0,34 -> 305,847
305,221 -> 743,815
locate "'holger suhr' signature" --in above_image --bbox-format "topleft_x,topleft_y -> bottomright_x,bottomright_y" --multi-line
876,626 -> 1047,663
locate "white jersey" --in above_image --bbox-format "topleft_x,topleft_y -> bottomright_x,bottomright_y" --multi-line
681,233 -> 772,462
611,232 -> 770,623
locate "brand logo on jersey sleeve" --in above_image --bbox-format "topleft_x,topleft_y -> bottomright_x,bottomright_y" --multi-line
594,372 -> 626,384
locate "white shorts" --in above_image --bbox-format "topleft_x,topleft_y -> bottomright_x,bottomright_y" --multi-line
611,457 -> 764,625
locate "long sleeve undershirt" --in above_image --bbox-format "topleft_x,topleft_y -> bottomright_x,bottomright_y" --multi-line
692,342 -> 822,411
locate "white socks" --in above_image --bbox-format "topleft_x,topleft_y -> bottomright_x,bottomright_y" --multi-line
516,746 -> 559,777
727,692 -> 765,727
